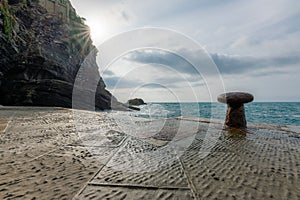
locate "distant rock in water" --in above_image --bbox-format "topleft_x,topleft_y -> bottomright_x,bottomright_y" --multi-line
127,98 -> 146,106
0,0 -> 122,110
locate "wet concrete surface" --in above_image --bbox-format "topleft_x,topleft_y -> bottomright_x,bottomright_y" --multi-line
0,107 -> 299,199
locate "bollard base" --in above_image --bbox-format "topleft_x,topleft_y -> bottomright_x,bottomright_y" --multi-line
225,104 -> 246,128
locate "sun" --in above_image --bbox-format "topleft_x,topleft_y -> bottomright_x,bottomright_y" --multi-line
85,19 -> 108,43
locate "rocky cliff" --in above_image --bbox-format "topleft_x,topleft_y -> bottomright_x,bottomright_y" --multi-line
0,0 -> 120,110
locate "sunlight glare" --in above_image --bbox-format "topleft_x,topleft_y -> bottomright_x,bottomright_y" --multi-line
86,19 -> 108,42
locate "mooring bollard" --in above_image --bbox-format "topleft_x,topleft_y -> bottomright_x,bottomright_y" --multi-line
217,92 -> 254,128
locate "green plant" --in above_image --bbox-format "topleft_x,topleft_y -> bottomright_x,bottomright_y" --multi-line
0,0 -> 16,41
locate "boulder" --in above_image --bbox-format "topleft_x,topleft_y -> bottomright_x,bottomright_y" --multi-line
127,98 -> 146,106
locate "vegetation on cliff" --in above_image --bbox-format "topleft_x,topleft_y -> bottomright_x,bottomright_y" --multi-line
0,0 -> 16,41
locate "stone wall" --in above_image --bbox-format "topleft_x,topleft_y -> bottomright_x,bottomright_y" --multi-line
38,0 -> 71,22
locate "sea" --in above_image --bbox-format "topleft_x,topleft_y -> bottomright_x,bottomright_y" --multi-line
126,102 -> 300,126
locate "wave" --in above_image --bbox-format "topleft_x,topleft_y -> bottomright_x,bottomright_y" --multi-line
131,103 -> 172,119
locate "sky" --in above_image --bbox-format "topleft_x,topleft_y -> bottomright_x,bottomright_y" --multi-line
71,0 -> 300,102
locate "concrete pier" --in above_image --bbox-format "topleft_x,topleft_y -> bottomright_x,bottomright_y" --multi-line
0,107 -> 299,199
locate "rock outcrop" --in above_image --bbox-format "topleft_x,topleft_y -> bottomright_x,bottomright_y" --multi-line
127,98 -> 146,106
0,0 -> 120,110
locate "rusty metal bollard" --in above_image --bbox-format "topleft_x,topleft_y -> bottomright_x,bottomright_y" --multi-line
218,92 -> 254,128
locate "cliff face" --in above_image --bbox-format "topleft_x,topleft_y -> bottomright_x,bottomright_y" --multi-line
0,0 -> 117,110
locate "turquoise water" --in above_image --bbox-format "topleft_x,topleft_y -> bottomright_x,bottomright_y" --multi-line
131,102 -> 300,126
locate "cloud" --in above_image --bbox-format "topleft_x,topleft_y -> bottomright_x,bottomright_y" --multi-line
104,76 -> 143,89
104,72 -> 203,90
211,53 -> 263,74
122,49 -> 300,77
121,11 -> 129,22
230,36 -> 261,49
103,54 -> 206,90
123,49 -> 204,76
253,12 -> 300,40
102,69 -> 115,76
211,53 -> 300,75
271,55 -> 300,66
72,0 -> 300,101
250,69 -> 288,77
141,83 -> 169,89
